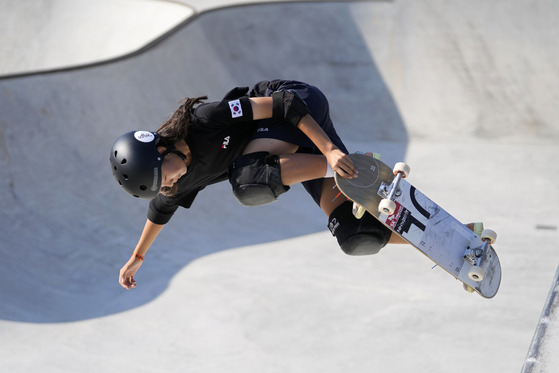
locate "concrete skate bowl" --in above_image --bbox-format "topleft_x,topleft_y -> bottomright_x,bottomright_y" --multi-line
0,2 -> 407,323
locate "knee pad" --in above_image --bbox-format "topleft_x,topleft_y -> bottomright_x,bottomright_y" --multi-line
327,201 -> 391,256
228,152 -> 290,206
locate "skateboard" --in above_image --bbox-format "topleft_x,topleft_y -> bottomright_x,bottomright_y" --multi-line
335,153 -> 501,298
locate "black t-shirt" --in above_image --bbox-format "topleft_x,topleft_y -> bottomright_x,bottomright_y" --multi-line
147,87 -> 257,224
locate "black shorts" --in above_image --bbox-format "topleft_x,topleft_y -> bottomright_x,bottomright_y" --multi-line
249,80 -> 348,207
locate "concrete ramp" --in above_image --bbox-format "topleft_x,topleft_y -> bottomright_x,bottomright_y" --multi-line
1,1 -> 558,372
0,1 -> 408,324
523,266 -> 559,373
0,0 -> 193,76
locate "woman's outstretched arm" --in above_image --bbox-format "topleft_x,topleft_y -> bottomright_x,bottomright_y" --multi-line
119,219 -> 164,289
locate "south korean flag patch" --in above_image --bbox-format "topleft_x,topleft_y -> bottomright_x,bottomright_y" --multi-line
228,99 -> 243,118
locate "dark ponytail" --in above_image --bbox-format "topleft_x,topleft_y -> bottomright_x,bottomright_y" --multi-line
157,96 -> 207,141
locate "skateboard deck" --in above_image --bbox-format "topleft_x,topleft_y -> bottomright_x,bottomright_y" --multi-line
335,153 -> 501,298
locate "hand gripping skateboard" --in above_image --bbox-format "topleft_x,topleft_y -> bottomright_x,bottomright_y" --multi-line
335,153 -> 502,298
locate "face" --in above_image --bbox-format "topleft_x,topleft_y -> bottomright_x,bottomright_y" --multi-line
160,152 -> 187,190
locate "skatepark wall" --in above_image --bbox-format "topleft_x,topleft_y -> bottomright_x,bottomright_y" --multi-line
1,0 -> 557,327
522,265 -> 559,373
0,0 -> 194,77
0,1 -> 408,323
1,1 -> 559,372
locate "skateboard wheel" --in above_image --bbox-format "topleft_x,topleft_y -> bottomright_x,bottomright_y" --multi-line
352,202 -> 366,219
463,284 -> 475,293
468,265 -> 485,281
379,199 -> 396,215
393,162 -> 410,178
480,229 -> 497,244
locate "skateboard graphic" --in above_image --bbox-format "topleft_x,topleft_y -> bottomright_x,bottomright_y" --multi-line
335,153 -> 502,298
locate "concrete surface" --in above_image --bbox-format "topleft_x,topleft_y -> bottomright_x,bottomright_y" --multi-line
0,0 -> 558,372
0,0 -> 339,77
0,0 -> 193,77
522,266 -> 559,372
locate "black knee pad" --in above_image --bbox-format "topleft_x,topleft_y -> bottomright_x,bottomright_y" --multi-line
327,201 -> 392,256
228,152 -> 290,206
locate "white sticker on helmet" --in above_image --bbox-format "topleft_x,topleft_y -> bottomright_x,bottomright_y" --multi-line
134,131 -> 155,143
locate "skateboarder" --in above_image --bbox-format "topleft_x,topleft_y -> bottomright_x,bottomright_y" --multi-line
111,80 -> 401,290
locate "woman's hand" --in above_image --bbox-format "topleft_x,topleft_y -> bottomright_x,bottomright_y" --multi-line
326,148 -> 358,179
119,256 -> 143,290
119,220 -> 164,290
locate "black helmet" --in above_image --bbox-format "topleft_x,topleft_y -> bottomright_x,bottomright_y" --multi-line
110,131 -> 167,199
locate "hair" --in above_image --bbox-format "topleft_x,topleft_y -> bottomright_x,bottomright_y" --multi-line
157,96 -> 206,198
156,96 -> 207,141
160,184 -> 178,197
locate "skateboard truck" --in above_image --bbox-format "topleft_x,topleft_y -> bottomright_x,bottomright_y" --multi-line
462,229 -> 498,282
377,162 -> 410,215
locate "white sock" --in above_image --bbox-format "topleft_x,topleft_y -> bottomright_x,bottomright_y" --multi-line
324,160 -> 335,178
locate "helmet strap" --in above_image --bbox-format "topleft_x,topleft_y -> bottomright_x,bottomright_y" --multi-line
160,145 -> 187,162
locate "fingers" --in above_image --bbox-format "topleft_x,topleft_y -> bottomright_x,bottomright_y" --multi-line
333,154 -> 357,179
119,256 -> 142,290
118,268 -> 136,290
119,274 -> 137,290
336,164 -> 356,179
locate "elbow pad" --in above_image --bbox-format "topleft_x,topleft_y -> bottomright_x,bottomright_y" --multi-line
271,90 -> 309,127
